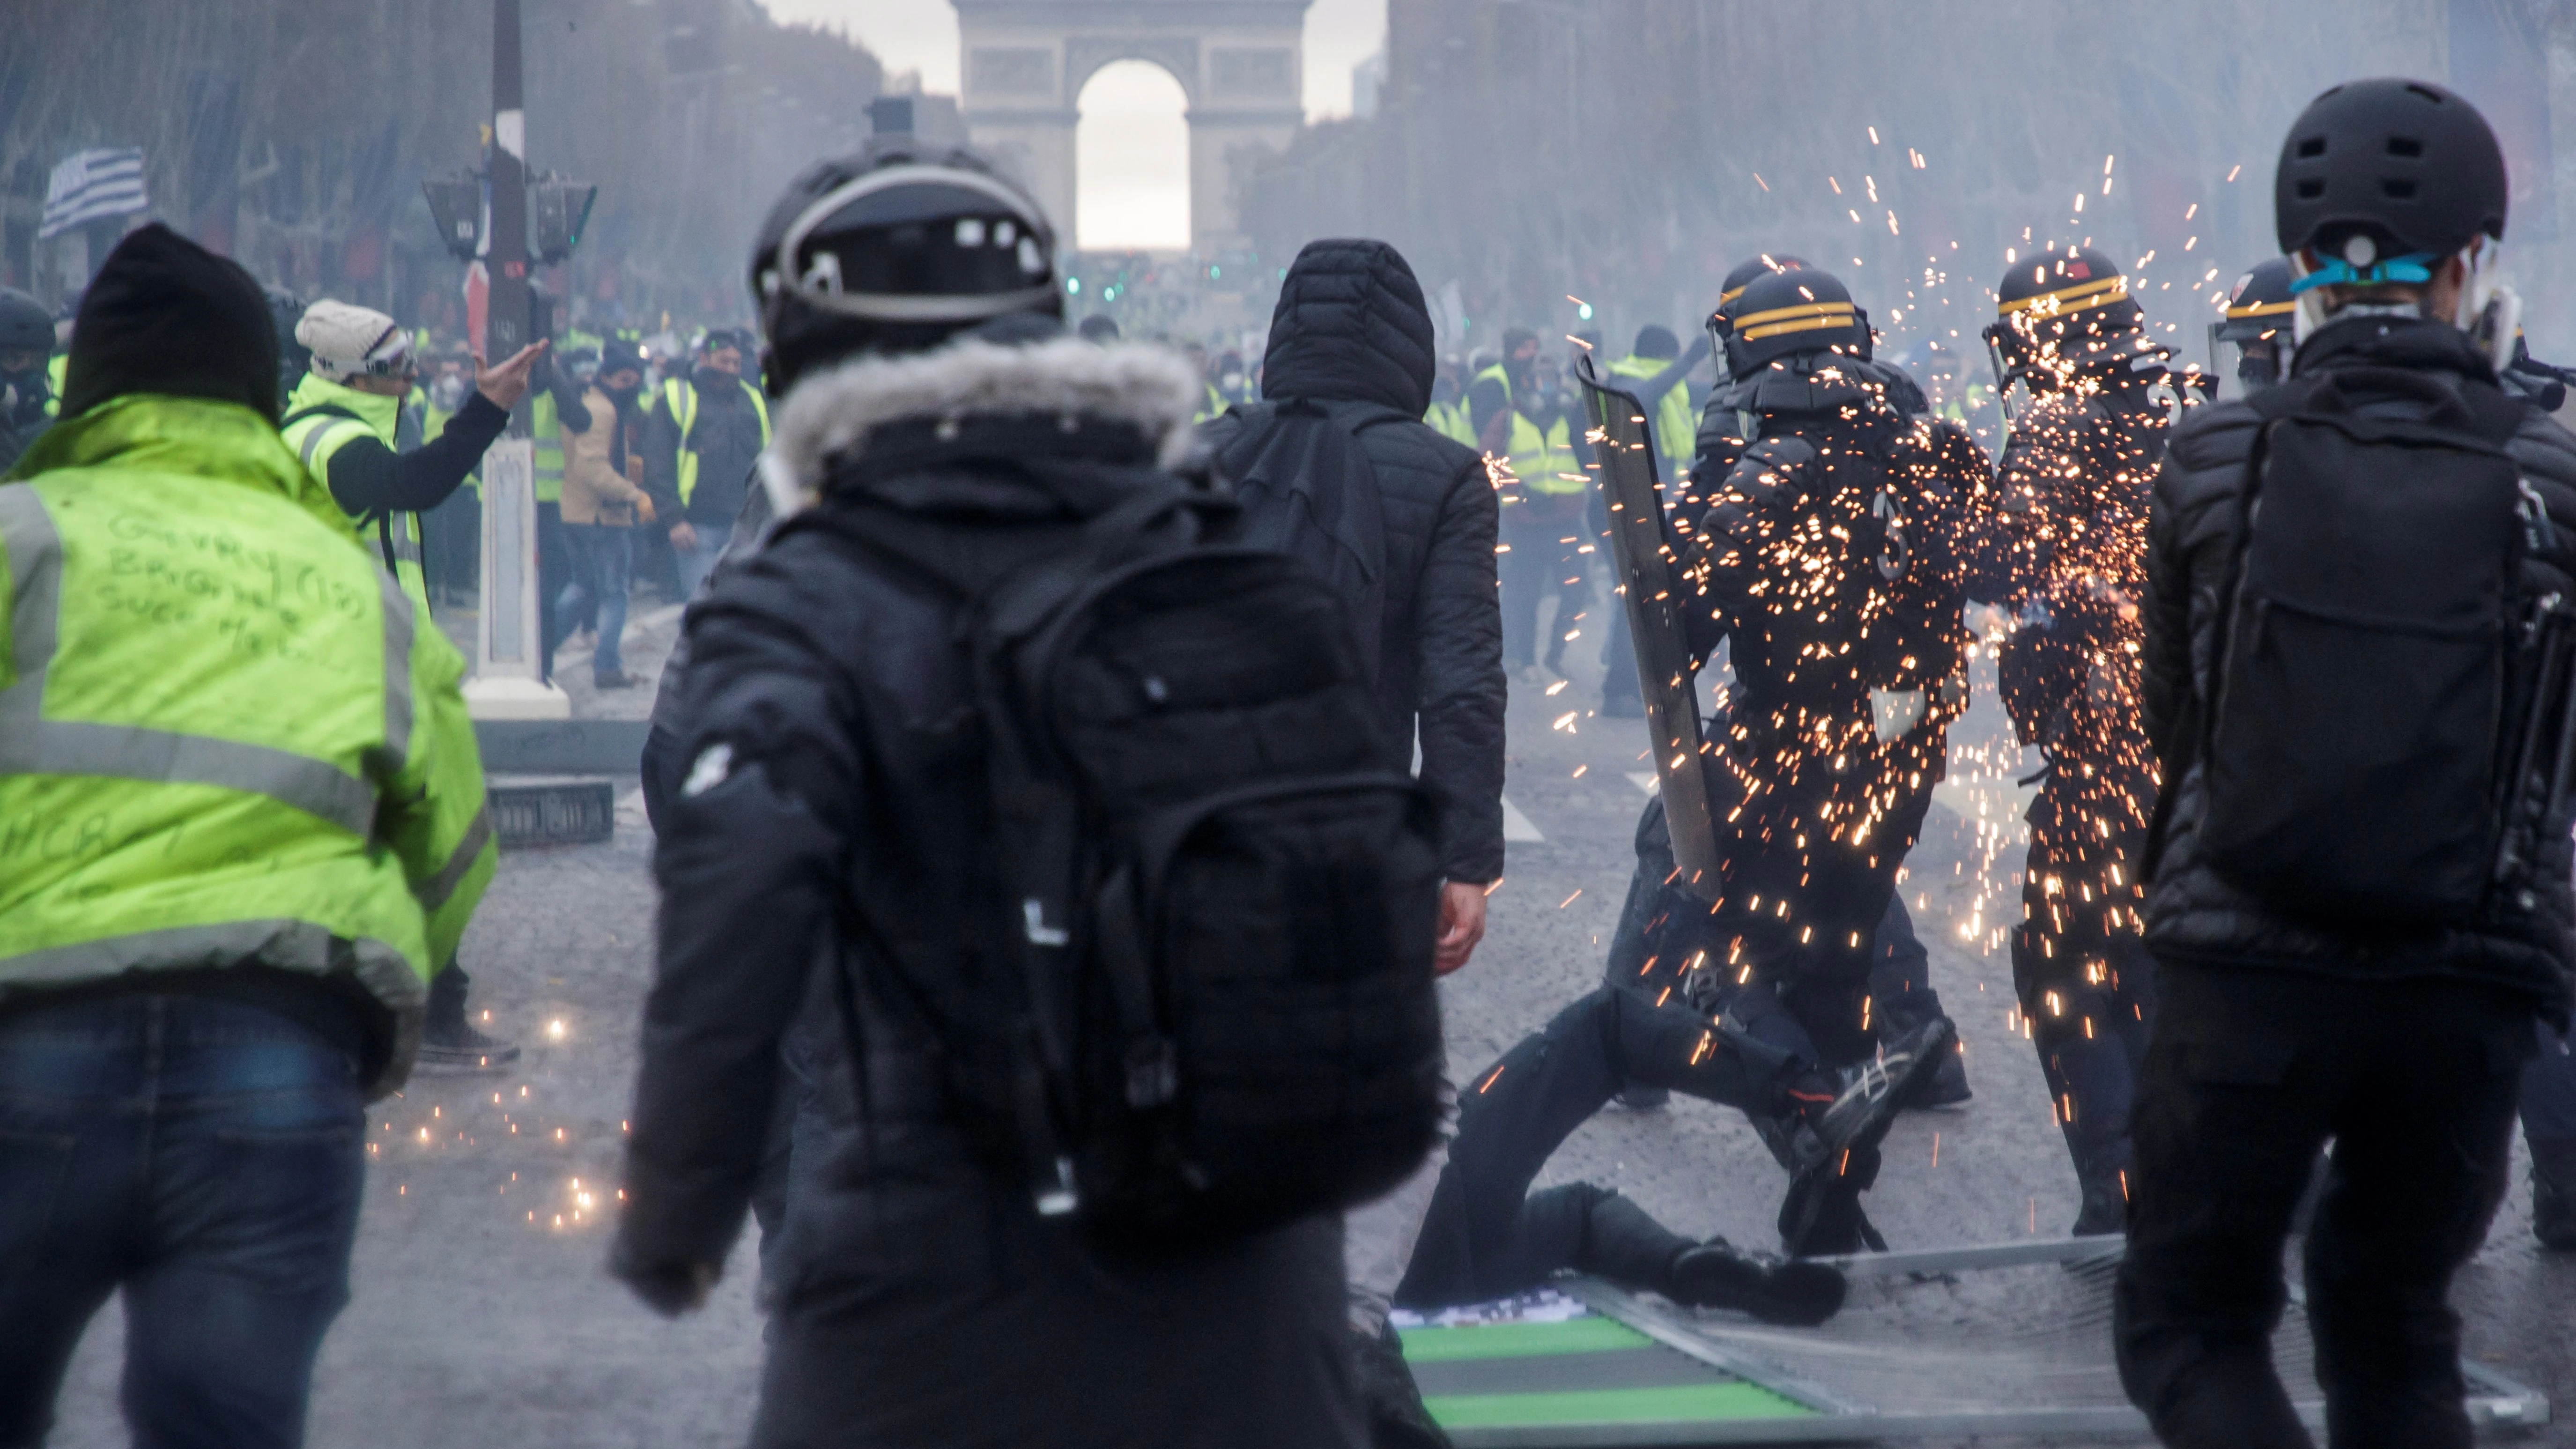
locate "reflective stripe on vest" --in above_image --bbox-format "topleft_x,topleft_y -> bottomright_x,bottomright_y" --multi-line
533,392 -> 563,503
43,355 -> 65,419
0,482 -> 415,838
664,377 -> 772,507
285,411 -> 431,617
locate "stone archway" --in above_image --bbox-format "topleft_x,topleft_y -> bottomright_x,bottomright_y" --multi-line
955,0 -> 1310,255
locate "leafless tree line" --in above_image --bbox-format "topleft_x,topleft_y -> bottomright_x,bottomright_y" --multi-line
0,0 -> 885,330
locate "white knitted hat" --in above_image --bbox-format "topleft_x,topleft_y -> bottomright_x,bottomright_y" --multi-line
296,299 -> 411,382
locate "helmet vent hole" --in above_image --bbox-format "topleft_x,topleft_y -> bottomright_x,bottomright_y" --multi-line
2297,137 -> 2328,159
2386,136 -> 2424,158
2295,179 -> 2326,200
2381,179 -> 2418,200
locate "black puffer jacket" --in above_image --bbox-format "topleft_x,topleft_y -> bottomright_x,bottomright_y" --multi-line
1201,238 -> 1506,884
620,333 -> 1359,1447
2142,315 -> 2576,1023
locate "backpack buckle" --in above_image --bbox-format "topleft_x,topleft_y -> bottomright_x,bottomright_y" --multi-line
1034,1156 -> 1080,1217
1022,899 -> 1070,947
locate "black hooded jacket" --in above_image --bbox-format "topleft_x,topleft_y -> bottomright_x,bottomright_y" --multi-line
619,332 -> 1359,1446
1199,238 -> 1506,885
2142,314 -> 2576,1022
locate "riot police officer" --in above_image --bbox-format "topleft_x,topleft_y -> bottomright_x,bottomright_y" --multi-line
1603,265 -> 1989,1251
1980,244 -> 2189,1233
2213,257 -> 2297,398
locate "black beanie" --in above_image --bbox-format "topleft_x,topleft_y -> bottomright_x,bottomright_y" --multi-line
60,223 -> 281,425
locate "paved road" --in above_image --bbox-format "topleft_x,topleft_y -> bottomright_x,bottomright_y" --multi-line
48,599 -> 2575,1446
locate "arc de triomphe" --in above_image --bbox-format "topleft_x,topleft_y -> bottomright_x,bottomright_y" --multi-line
953,0 -> 1311,254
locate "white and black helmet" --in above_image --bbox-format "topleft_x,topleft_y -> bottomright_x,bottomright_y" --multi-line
750,142 -> 1062,391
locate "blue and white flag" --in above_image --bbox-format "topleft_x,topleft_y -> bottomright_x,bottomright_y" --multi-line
39,148 -> 148,240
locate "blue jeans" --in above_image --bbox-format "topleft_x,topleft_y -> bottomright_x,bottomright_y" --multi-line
558,524 -> 634,678
674,520 -> 733,600
0,993 -> 366,1449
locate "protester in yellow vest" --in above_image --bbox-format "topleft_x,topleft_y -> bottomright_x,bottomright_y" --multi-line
0,225 -> 495,1439
1423,360 -> 1477,448
1468,330 -> 1587,676
280,301 -> 539,1071
641,326 -> 770,596
281,300 -> 540,616
1603,325 -> 1710,484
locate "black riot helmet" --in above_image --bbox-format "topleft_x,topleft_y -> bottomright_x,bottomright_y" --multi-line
1709,253 -> 1810,348
2274,78 -> 2506,273
2213,257 -> 2296,392
0,287 -> 51,362
749,140 -> 1062,394
1984,246 -> 2147,392
1724,265 -> 1868,381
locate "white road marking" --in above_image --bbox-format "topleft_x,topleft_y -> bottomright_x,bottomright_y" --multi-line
1501,796 -> 1545,843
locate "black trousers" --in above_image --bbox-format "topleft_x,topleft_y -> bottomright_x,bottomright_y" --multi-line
1396,987 -> 1786,1310
1602,754 -> 1937,1072
2113,963 -> 2534,1449
2014,785 -> 2157,1204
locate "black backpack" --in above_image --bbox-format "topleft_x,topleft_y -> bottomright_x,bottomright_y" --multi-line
2194,368 -> 2571,925
854,479 -> 1445,1246
1206,399 -> 1398,682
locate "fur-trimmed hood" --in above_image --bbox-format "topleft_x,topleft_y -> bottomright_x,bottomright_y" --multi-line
760,334 -> 1202,516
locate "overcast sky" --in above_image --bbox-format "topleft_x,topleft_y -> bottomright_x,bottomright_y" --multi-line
760,0 -> 1386,249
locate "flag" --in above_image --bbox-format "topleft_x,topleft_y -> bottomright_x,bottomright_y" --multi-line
39,148 -> 148,240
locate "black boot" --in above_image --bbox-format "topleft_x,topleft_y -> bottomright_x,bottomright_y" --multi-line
2070,1161 -> 2128,1236
1777,1140 -> 1888,1257
1665,1238 -> 1847,1324
1352,1320 -> 1451,1449
418,961 -> 521,1072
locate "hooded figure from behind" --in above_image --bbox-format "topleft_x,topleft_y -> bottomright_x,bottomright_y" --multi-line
1198,237 -> 1508,1449
1199,238 -> 1505,893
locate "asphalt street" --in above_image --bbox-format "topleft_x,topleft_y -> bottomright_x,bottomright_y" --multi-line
45,592 -> 2576,1447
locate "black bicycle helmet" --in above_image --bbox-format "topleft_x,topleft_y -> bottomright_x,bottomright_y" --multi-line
2275,78 -> 2506,275
749,140 -> 1062,392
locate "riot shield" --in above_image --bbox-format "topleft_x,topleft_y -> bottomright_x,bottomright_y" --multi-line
1575,354 -> 1722,901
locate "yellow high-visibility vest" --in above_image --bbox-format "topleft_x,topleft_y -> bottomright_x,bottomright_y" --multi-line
1,393 -> 496,1093
661,376 -> 772,507
281,373 -> 432,617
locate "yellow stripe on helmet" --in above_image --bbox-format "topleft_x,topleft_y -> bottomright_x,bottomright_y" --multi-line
1737,310 -> 1860,342
1997,274 -> 2127,317
2225,298 -> 2296,320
